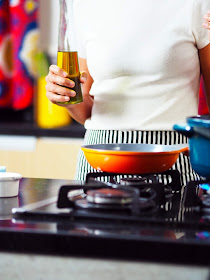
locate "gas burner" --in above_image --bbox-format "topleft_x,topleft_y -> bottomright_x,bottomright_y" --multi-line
120,176 -> 173,200
58,184 -> 160,215
120,177 -> 148,185
183,179 -> 210,220
74,184 -> 156,212
57,170 -> 182,217
198,183 -> 210,215
57,181 -> 159,213
86,188 -> 134,205
85,169 -> 183,204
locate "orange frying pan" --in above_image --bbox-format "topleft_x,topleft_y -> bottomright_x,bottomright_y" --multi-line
81,143 -> 189,174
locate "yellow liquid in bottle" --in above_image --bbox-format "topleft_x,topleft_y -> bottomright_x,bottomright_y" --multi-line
57,51 -> 83,104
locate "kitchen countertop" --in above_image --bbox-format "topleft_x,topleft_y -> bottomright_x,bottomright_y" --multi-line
0,252 -> 209,280
0,177 -> 209,279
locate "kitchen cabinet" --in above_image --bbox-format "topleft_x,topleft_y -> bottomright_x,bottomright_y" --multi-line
0,136 -> 83,179
0,122 -> 85,179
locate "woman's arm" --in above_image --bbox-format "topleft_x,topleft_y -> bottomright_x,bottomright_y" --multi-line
45,58 -> 94,125
200,12 -> 210,112
199,43 -> 210,112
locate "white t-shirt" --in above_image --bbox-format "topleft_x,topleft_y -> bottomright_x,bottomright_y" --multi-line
73,0 -> 210,131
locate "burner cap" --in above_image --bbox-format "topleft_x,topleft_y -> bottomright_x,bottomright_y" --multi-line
86,188 -> 134,205
120,177 -> 147,185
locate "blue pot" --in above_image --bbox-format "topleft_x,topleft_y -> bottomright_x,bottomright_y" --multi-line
173,115 -> 210,178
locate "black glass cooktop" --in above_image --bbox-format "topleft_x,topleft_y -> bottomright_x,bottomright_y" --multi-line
1,173 -> 210,265
12,171 -> 210,241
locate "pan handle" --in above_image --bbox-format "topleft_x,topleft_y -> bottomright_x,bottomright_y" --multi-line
173,124 -> 194,138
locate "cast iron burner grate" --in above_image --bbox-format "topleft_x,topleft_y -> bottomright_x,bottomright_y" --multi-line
184,178 -> 210,212
175,178 -> 210,228
57,170 -> 182,216
85,169 -> 182,192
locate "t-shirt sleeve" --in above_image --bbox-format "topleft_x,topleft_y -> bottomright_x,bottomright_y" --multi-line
192,0 -> 210,49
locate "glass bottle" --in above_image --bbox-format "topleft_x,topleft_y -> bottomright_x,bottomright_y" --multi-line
57,0 -> 83,104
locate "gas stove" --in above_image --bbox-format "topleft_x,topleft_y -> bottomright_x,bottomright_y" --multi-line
55,170 -> 181,223
11,170 -> 210,265
13,170 -> 181,222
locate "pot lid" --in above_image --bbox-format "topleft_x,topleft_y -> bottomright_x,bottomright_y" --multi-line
187,115 -> 210,128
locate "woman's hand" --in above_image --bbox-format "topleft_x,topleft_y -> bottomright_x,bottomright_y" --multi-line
45,59 -> 93,125
203,11 -> 210,30
45,65 -> 87,105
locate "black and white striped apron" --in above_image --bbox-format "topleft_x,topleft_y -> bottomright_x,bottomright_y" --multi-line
75,129 -> 200,185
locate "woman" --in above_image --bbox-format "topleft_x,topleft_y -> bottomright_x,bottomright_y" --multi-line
45,1 -> 210,184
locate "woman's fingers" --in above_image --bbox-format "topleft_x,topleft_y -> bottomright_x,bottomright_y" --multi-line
45,65 -> 77,104
45,80 -> 75,97
80,71 -> 88,84
45,65 -> 88,104
203,12 -> 210,29
46,70 -> 75,89
46,90 -> 70,103
49,65 -> 68,78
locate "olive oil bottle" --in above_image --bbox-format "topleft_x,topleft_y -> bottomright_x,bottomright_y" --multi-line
57,0 -> 83,104
57,51 -> 83,104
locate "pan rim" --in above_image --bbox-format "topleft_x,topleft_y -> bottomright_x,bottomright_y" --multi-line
81,143 -> 189,156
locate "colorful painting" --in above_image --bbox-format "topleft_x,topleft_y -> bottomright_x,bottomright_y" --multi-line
0,0 -> 12,108
0,0 -> 39,110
